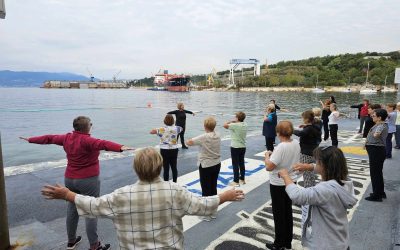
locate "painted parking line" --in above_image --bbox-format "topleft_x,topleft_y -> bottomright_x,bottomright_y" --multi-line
206,157 -> 370,250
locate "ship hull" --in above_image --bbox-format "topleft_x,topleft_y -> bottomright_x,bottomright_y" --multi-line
167,85 -> 189,92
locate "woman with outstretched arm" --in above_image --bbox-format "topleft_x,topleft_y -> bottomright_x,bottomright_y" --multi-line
20,116 -> 133,250
168,102 -> 195,149
41,147 -> 244,249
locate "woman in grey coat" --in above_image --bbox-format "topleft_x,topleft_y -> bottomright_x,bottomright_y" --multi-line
279,146 -> 357,250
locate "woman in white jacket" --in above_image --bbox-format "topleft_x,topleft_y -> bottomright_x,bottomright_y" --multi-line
279,146 -> 357,250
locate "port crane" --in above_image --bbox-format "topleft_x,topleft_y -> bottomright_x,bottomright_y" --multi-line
207,68 -> 217,86
113,70 -> 121,82
228,59 -> 260,87
86,68 -> 95,82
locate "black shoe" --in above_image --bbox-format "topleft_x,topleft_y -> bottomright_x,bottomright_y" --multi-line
365,195 -> 382,202
99,244 -> 111,250
265,242 -> 285,250
90,242 -> 111,250
370,192 -> 386,199
386,156 -> 392,159
67,236 -> 82,250
182,146 -> 189,149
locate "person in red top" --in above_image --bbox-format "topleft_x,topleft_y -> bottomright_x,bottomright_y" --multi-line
20,116 -> 133,250
351,99 -> 369,134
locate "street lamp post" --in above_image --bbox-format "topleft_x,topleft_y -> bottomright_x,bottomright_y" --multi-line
0,0 -> 6,19
0,133 -> 10,249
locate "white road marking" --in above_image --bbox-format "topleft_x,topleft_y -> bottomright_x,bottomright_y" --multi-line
206,157 -> 371,250
179,157 -> 268,231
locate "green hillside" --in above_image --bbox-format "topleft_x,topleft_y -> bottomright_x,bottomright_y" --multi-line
194,51 -> 400,88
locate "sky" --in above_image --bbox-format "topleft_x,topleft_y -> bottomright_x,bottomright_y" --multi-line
0,0 -> 399,79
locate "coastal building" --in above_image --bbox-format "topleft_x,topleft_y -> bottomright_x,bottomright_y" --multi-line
363,55 -> 391,60
42,80 -> 128,89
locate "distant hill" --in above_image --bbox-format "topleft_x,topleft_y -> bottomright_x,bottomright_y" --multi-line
188,51 -> 400,88
0,70 -> 91,87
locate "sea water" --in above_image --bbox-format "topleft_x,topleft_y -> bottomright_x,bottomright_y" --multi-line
0,87 -> 397,173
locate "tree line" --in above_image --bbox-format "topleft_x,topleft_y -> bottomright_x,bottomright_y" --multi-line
195,51 -> 400,88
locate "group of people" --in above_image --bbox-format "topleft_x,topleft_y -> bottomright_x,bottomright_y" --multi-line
351,100 -> 400,202
20,98 -> 399,250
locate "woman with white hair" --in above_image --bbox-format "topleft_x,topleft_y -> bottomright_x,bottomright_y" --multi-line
42,147 -> 245,249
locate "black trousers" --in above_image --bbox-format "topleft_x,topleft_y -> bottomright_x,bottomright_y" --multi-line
359,116 -> 367,133
231,147 -> 246,183
199,163 -> 221,196
323,120 -> 330,140
270,184 -> 293,249
329,124 -> 338,147
366,145 -> 386,197
265,136 -> 275,151
386,133 -> 393,158
177,126 -> 186,147
160,148 -> 179,182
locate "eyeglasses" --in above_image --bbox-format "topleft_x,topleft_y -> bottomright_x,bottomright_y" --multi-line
90,123 -> 93,127
371,114 -> 377,117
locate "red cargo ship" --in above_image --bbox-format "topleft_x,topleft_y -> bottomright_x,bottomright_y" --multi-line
153,70 -> 190,92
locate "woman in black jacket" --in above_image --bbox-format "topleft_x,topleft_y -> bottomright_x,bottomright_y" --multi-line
168,102 -> 194,149
320,99 -> 332,141
294,110 -> 321,187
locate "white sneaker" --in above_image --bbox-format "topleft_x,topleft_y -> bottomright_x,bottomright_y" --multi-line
228,181 -> 240,187
239,180 -> 246,185
211,212 -> 217,219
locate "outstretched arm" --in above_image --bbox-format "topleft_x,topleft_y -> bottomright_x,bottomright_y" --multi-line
178,187 -> 244,216
278,169 -> 328,206
21,134 -> 66,146
42,184 -> 117,219
320,100 -> 326,109
223,121 -> 230,129
186,139 -> 194,146
85,137 -> 124,152
184,109 -> 194,116
167,110 -> 177,115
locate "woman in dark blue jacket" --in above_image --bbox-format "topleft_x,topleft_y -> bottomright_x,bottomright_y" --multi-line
263,104 -> 277,151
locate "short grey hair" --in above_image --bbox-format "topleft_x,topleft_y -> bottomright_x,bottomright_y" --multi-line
73,116 -> 91,133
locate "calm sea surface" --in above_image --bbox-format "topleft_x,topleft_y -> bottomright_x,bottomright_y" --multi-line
0,88 -> 398,168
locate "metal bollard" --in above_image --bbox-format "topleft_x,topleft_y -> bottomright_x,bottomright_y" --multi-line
0,133 -> 10,249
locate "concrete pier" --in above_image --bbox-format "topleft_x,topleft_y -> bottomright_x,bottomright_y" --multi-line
5,119 -> 400,249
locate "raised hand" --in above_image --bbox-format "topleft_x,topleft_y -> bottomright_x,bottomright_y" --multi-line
19,136 -> 29,141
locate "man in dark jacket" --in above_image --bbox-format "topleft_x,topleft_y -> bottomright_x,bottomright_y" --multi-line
351,99 -> 369,133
